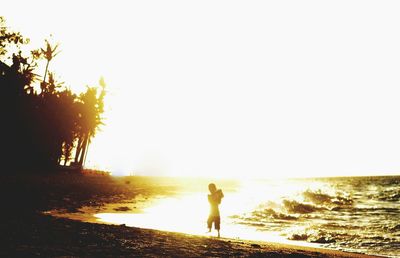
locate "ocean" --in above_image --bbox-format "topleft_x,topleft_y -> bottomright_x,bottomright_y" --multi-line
227,176 -> 400,257
67,175 -> 400,257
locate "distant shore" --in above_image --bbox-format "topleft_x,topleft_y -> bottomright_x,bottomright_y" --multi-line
0,172 -> 381,257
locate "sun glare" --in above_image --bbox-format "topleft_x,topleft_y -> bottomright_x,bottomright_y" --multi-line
4,1 -> 400,179
93,178 -> 332,246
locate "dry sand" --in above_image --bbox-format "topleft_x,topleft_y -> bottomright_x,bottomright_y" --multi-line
0,172 -> 382,257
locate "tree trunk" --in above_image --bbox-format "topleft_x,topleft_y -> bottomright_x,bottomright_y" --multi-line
83,137 -> 90,166
74,136 -> 83,163
78,133 -> 89,166
43,60 -> 49,83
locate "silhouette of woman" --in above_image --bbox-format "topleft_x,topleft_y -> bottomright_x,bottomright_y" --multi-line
207,183 -> 224,237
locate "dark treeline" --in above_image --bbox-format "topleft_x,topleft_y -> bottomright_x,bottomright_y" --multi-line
0,17 -> 105,172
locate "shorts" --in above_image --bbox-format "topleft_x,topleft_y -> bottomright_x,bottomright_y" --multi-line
207,215 -> 221,230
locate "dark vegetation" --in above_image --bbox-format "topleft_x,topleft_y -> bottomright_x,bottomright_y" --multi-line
0,17 -> 105,172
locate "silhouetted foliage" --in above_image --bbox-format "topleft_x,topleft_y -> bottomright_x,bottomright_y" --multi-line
0,17 -> 105,172
0,17 -> 29,58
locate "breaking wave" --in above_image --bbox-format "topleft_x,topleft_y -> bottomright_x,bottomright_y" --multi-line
302,189 -> 353,207
229,176 -> 400,257
283,199 -> 325,214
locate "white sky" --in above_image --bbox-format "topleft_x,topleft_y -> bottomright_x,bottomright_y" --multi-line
3,1 -> 400,178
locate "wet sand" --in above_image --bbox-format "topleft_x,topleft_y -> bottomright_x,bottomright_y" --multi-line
0,172 -> 381,257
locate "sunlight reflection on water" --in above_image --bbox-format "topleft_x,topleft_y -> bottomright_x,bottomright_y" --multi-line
95,193 -> 287,244
93,179 -> 321,247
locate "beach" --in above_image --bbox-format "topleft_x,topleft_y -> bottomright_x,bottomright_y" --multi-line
0,172 -> 382,257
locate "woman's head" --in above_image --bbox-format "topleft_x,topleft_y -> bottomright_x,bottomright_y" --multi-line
208,183 -> 217,193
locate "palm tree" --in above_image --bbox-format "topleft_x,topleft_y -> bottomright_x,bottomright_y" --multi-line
40,39 -> 60,94
73,77 -> 106,168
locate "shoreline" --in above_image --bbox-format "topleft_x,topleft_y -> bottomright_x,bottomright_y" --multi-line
46,206 -> 384,258
44,198 -> 351,256
0,173 -> 385,257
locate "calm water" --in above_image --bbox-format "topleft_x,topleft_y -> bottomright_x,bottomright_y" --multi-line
87,176 -> 400,257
